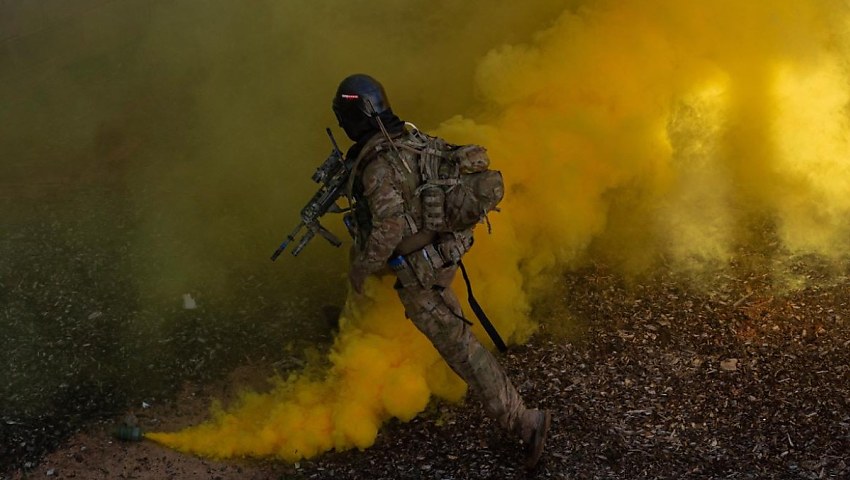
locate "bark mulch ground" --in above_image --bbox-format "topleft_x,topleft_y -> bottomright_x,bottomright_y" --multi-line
8,261 -> 850,479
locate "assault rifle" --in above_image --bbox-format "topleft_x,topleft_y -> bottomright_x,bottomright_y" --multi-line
270,128 -> 352,260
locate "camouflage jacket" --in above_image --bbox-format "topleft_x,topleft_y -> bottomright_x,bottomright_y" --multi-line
349,131 -> 415,278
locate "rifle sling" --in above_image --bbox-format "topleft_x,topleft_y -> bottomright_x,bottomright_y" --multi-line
459,260 -> 508,353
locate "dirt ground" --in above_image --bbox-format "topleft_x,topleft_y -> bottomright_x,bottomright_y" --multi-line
7,262 -> 850,479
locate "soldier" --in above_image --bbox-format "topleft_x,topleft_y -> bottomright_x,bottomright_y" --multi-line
334,73 -> 551,469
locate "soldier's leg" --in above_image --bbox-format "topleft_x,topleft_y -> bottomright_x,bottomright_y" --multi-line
397,282 -> 533,440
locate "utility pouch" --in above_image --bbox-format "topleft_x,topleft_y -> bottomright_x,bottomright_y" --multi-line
451,144 -> 490,174
388,255 -> 420,289
420,185 -> 446,231
407,244 -> 446,287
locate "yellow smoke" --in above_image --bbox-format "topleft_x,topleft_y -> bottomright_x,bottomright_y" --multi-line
148,276 -> 467,460
147,0 -> 850,460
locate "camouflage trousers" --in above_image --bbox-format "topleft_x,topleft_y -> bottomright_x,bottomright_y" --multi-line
396,264 -> 529,438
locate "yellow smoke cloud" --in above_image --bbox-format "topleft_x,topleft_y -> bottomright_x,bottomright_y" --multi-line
148,276 -> 466,460
147,0 -> 850,461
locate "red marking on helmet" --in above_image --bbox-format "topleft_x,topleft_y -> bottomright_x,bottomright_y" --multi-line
341,94 -> 359,100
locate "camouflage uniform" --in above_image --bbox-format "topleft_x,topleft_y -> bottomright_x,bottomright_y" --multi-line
348,129 -> 541,442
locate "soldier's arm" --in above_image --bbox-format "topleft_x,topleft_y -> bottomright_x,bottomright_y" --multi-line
352,156 -> 407,276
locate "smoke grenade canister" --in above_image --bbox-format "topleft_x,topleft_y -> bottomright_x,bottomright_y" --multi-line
112,425 -> 144,442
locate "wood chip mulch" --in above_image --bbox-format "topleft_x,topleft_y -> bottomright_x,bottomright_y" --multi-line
294,262 -> 850,479
11,261 -> 850,479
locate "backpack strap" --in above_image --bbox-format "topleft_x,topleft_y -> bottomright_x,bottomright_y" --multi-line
346,133 -> 386,200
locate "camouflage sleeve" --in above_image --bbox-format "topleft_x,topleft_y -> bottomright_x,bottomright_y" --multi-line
352,155 -> 407,276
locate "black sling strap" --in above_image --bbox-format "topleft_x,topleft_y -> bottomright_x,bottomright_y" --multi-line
458,260 -> 508,353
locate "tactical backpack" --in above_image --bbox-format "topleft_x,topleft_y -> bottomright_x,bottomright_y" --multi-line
397,128 -> 505,234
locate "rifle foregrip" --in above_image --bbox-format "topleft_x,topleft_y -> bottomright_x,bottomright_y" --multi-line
292,228 -> 316,257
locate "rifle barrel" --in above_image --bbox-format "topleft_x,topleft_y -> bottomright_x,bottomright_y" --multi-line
270,222 -> 304,261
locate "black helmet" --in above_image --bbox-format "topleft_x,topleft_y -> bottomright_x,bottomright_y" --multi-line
333,74 -> 391,141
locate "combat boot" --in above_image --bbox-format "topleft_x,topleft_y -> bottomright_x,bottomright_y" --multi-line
520,408 -> 552,469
